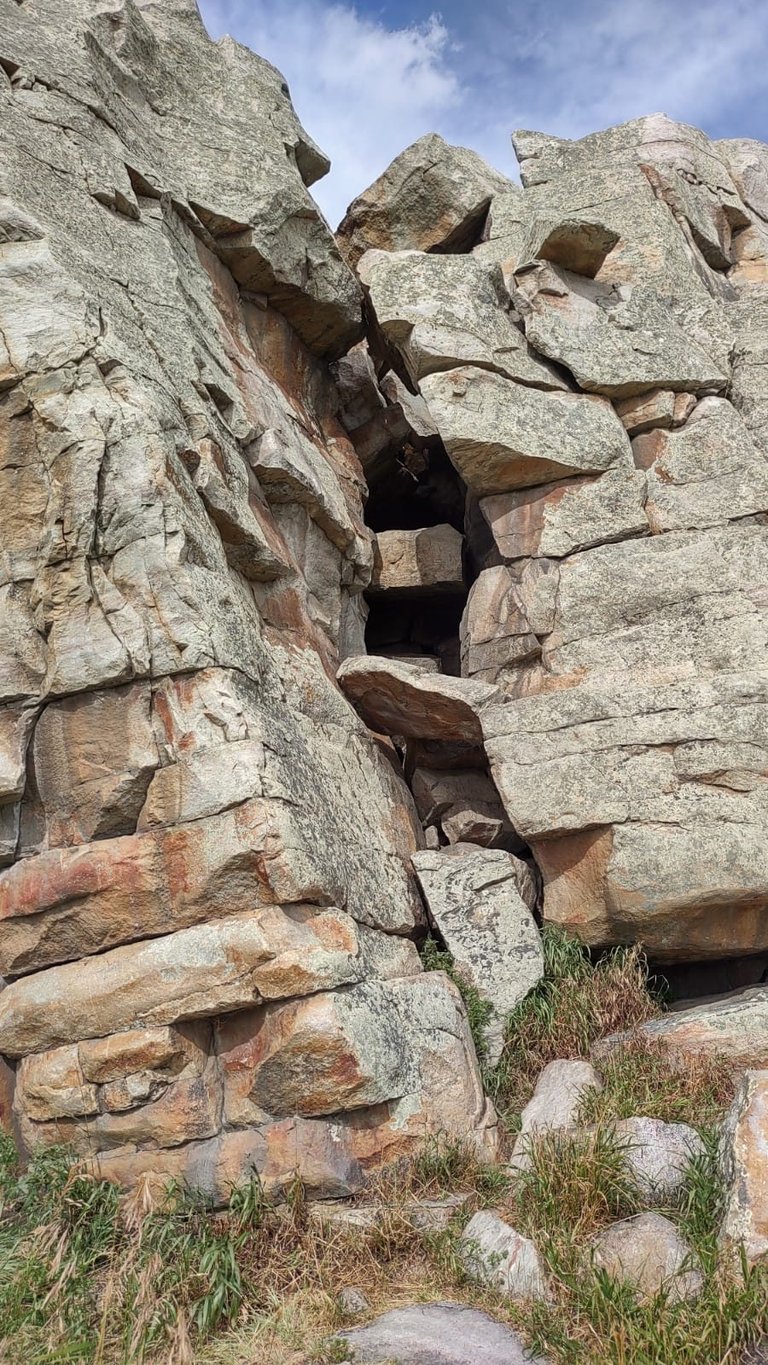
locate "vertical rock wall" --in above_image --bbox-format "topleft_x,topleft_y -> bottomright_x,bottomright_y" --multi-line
0,0 -> 496,1199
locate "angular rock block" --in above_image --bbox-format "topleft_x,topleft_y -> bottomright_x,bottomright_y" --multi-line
359,249 -> 563,388
337,133 -> 512,266
413,845 -> 543,1064
338,655 -> 498,742
719,1069 -> 768,1264
614,1117 -> 704,1201
460,1210 -> 550,1301
369,525 -> 464,597
509,1060 -> 602,1171
594,987 -> 768,1073
420,366 -> 631,497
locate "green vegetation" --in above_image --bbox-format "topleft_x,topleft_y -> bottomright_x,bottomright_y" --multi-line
1,926 -> 765,1363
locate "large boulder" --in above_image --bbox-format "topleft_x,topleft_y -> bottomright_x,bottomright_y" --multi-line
334,1301 -> 550,1364
336,133 -> 513,266
719,1069 -> 768,1264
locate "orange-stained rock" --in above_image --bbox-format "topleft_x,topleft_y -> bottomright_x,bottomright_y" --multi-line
720,1069 -> 768,1263
337,656 -> 498,743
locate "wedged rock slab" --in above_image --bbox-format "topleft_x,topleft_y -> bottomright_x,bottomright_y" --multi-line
359,248 -> 564,388
412,845 -> 543,1064
460,565 -> 541,685
591,1211 -> 703,1302
594,987 -> 768,1072
616,389 -> 696,436
334,1300 -> 549,1364
409,765 -> 518,850
420,365 -> 631,497
337,132 -> 513,267
720,1069 -> 768,1264
634,397 -> 768,533
480,464 -> 648,562
337,655 -> 498,742
370,524 -> 464,596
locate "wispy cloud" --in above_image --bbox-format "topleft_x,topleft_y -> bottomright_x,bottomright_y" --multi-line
199,0 -> 466,224
198,0 -> 768,226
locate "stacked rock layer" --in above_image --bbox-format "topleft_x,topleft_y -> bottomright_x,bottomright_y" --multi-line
2,0 -> 768,1197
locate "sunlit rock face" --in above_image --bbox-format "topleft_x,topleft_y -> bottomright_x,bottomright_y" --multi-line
0,0 -> 497,1196
4,0 -> 768,1201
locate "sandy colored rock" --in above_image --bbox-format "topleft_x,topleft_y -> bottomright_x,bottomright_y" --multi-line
481,465 -> 648,561
370,525 -> 464,596
509,1060 -> 602,1172
615,389 -> 694,436
413,845 -> 543,1063
720,1070 -> 768,1263
592,1211 -> 703,1302
460,1210 -> 550,1301
420,366 -> 631,497
337,655 -> 498,742
514,261 -> 728,399
337,133 -> 512,267
595,987 -> 768,1072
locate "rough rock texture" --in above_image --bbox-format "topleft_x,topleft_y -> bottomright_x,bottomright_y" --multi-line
614,1117 -> 705,1200
460,1210 -> 551,1302
595,988 -> 768,1072
591,1212 -> 703,1303
412,845 -> 543,1063
508,1060 -> 602,1171
334,1301 -> 549,1364
337,134 -> 513,267
0,0 -> 499,1197
6,4 -> 768,1199
719,1070 -> 768,1264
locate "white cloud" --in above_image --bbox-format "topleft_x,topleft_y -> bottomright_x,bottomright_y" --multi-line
199,0 -> 466,224
199,0 -> 768,227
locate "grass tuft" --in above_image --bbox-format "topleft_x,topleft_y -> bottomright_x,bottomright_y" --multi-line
579,1034 -> 736,1132
487,927 -> 660,1126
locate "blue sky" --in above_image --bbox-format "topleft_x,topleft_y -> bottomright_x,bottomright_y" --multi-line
198,0 -> 768,227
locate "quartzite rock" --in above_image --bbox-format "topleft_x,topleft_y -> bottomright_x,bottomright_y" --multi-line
720,1070 -> 768,1263
460,1210 -> 550,1301
334,1301 -> 549,1365
508,1060 -> 602,1171
594,988 -> 768,1072
337,133 -> 513,266
337,655 -> 498,742
358,248 -> 564,388
412,845 -> 543,1064
614,1117 -> 705,1200
420,366 -> 631,496
370,525 -> 464,596
591,1212 -> 703,1302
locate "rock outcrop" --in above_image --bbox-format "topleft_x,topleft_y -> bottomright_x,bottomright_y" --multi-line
4,0 -> 768,1209
0,0 -> 498,1197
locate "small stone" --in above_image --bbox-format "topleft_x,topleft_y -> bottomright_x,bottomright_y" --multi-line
615,1116 -> 704,1200
460,1209 -> 550,1301
334,1300 -> 550,1363
338,1285 -> 370,1316
509,1060 -> 602,1172
591,1212 -> 703,1302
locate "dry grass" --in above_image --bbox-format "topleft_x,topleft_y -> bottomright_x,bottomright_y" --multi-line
580,1034 -> 737,1132
487,928 -> 660,1130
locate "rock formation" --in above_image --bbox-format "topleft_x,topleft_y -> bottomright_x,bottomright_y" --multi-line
3,0 -> 768,1212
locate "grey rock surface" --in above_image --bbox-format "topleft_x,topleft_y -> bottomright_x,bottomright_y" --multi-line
614,1117 -> 705,1200
413,845 -> 543,1063
335,1300 -> 549,1363
591,1211 -> 703,1302
509,1060 -> 602,1171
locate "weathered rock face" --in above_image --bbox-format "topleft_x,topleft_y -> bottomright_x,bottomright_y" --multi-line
0,0 -> 498,1193
5,3 -> 768,1198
